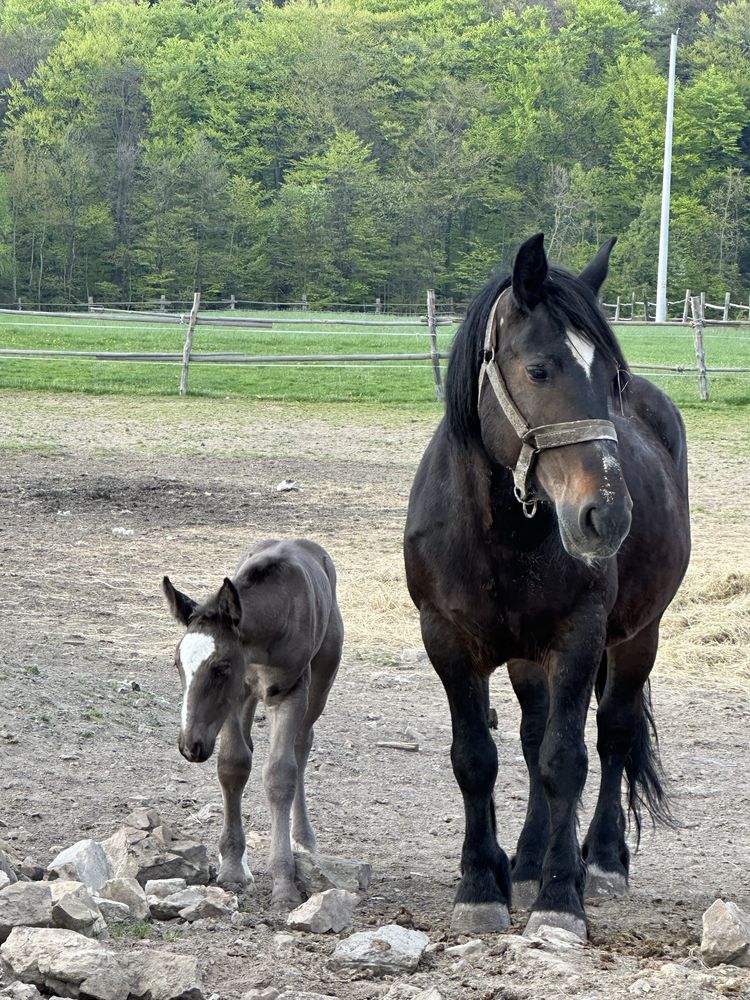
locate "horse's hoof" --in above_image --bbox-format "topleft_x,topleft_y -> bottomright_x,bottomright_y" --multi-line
523,910 -> 587,941
270,888 -> 303,913
451,902 -> 510,934
585,864 -> 628,899
511,880 -> 539,911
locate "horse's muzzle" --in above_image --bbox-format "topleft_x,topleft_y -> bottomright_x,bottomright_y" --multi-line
178,730 -> 213,764
558,493 -> 633,561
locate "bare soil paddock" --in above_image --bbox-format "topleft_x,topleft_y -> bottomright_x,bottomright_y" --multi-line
1,391 -> 749,999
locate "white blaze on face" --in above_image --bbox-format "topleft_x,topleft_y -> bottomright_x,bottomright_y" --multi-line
566,330 -> 595,379
178,632 -> 216,730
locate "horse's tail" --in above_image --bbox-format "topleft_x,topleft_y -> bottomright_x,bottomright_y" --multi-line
624,680 -> 674,845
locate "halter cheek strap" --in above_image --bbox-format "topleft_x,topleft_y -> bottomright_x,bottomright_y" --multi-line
478,289 -> 618,518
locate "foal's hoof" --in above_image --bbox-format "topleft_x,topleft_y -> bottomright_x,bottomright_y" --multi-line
585,864 -> 628,900
451,902 -> 510,934
511,880 -> 539,912
523,910 -> 587,941
270,887 -> 303,913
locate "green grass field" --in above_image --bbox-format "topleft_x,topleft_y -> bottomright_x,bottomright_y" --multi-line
1,308 -> 749,413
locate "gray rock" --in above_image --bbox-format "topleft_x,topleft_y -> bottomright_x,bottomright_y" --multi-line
99,827 -> 140,880
99,876 -> 150,921
1,983 -> 45,999
144,878 -> 187,899
277,994 -> 339,1000
125,807 -> 161,831
287,889 -> 359,934
445,938 -> 485,958
18,860 -> 44,883
0,851 -> 18,886
47,840 -> 112,892
294,852 -> 372,895
178,886 -> 237,922
93,897 -> 133,927
331,923 -> 430,974
148,887 -> 206,921
0,926 -> 130,1000
0,883 -> 53,943
121,950 -> 204,1000
701,898 -> 750,968
0,872 -> 10,892
241,990 -> 279,1000
133,840 -> 209,887
49,881 -> 106,937
273,932 -> 295,953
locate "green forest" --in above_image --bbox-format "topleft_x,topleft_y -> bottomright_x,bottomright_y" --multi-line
0,0 -> 748,307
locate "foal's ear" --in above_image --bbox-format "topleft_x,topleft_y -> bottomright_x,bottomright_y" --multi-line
512,233 -> 548,312
578,237 -> 617,296
217,577 -> 242,629
162,576 -> 198,627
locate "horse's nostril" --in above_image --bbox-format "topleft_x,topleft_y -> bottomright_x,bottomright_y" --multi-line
191,740 -> 204,760
581,501 -> 601,538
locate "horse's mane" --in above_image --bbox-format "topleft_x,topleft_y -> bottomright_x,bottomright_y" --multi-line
445,266 -> 629,443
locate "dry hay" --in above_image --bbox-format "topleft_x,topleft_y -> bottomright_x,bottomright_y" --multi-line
660,564 -> 750,686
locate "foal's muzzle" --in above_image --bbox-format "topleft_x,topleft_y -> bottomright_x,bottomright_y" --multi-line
178,730 -> 213,763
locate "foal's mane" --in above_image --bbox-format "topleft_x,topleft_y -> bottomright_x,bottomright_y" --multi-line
445,267 -> 629,443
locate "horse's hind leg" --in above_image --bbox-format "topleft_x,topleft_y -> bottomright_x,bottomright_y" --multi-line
583,620 -> 666,898
291,624 -> 342,852
422,606 -> 511,934
507,659 -> 550,911
217,696 -> 257,888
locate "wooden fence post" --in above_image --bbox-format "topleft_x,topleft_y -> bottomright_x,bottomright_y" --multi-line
301,294 -> 308,312
682,289 -> 690,323
690,295 -> 710,402
375,297 -> 382,314
87,295 -> 94,311
700,291 -> 705,320
230,294 -> 236,311
723,291 -> 731,322
160,294 -> 166,313
426,289 -> 444,402
179,291 -> 201,397
614,295 -> 621,321
642,287 -> 650,322
630,291 -> 636,319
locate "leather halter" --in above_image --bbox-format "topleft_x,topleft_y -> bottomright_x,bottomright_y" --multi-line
477,289 -> 618,518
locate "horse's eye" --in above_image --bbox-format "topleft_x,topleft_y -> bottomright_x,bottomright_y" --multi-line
526,366 -> 548,383
212,662 -> 231,679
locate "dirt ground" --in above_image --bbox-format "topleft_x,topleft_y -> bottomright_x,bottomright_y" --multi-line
1,390 -> 749,1000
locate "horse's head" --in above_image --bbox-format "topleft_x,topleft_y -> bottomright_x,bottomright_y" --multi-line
162,575 -> 245,763
478,234 -> 632,562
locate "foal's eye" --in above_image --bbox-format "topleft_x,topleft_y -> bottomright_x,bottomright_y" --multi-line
212,662 -> 231,679
526,365 -> 548,383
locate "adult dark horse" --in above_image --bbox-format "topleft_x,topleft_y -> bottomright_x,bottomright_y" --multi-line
404,235 -> 690,939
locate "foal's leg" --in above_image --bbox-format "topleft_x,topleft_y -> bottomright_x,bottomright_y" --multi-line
217,696 -> 257,887
291,627 -> 341,853
583,620 -> 662,897
507,659 -> 550,910
422,606 -> 511,934
265,669 -> 310,911
524,612 -> 605,940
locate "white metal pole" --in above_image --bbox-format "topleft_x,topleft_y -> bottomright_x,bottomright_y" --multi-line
656,31 -> 678,323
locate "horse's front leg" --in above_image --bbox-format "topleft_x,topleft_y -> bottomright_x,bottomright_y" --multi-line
217,696 -> 257,887
264,668 -> 309,912
422,606 -> 511,934
524,611 -> 605,940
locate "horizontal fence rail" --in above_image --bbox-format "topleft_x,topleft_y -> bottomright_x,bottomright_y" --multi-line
2,289 -> 750,402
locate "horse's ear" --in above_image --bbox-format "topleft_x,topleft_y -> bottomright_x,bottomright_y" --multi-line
512,233 -> 548,312
217,577 -> 242,629
162,576 -> 197,627
578,237 -> 617,295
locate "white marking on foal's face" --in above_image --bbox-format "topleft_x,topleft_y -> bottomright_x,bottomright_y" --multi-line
566,330 -> 595,379
178,632 -> 216,729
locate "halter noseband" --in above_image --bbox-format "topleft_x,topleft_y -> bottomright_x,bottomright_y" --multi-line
477,289 -> 618,518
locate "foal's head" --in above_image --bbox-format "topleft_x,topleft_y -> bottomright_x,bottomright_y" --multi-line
162,576 -> 245,763
470,234 -> 633,561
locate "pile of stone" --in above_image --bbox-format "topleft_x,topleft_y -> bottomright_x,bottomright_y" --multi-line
0,808 -> 231,999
